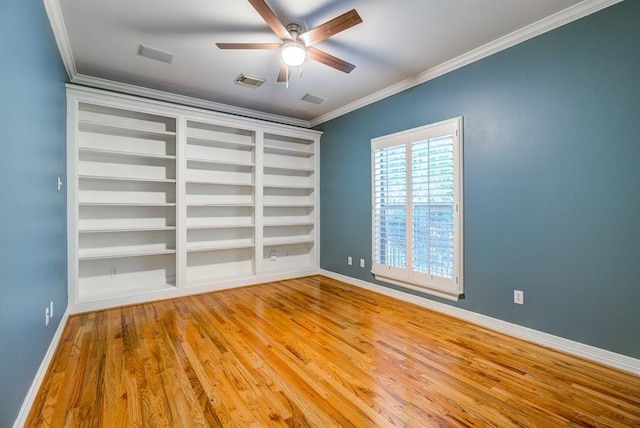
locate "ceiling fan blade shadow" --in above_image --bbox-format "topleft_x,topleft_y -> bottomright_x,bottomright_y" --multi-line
216,43 -> 281,49
248,0 -> 292,40
299,9 -> 362,46
277,64 -> 287,82
319,39 -> 397,69
307,46 -> 355,74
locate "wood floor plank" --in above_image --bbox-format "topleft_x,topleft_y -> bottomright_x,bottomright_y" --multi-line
26,275 -> 640,427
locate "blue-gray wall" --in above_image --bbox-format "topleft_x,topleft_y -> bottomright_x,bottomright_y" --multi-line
0,0 -> 68,425
319,1 -> 640,359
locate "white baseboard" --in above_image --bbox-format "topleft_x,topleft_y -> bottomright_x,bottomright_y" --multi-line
13,309 -> 70,428
319,269 -> 640,376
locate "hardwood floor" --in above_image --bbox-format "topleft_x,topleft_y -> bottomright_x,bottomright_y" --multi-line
27,276 -> 640,427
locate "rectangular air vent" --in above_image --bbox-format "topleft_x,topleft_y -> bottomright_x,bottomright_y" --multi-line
301,93 -> 327,105
137,45 -> 175,64
234,74 -> 266,88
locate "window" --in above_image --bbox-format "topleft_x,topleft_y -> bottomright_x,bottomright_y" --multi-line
372,117 -> 463,300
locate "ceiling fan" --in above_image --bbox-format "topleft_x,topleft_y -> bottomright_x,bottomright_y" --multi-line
216,0 -> 362,83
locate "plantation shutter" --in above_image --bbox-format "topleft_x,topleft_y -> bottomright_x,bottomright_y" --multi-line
371,118 -> 463,301
373,137 -> 409,280
411,135 -> 455,279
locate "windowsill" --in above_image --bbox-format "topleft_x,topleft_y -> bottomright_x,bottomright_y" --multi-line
373,273 -> 461,302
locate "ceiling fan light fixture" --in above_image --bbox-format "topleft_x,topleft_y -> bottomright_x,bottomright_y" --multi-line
281,40 -> 306,67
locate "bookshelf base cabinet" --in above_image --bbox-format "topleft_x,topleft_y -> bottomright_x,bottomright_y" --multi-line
67,86 -> 320,312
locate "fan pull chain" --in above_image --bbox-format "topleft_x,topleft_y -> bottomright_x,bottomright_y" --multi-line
286,65 -> 289,89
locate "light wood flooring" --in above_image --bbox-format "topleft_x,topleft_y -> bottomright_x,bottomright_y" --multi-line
27,275 -> 640,427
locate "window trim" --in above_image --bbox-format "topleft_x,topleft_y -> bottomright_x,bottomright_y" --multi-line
371,117 -> 464,301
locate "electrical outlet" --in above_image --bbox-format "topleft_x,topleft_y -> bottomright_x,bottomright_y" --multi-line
347,256 -> 352,265
360,258 -> 365,268
45,307 -> 50,326
50,301 -> 54,318
514,290 -> 524,305
110,267 -> 117,277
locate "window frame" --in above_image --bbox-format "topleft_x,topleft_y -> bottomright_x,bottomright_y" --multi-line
371,117 -> 464,301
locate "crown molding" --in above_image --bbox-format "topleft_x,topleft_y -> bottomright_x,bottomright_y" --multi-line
44,0 -> 622,129
42,0 -> 312,128
43,0 -> 76,78
319,270 -> 640,376
309,0 -> 624,127
70,74 -> 312,128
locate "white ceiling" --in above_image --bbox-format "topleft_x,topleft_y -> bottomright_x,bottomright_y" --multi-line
51,0 -> 601,125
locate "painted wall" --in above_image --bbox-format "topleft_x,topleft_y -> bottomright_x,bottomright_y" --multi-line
0,0 -> 68,425
319,1 -> 640,359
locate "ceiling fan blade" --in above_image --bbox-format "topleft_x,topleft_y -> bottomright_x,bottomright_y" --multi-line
216,43 -> 281,49
248,0 -> 292,41
277,64 -> 287,82
299,9 -> 362,46
307,47 -> 355,74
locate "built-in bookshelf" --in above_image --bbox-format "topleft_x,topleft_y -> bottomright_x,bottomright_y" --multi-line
263,133 -> 316,274
185,120 -> 257,286
72,100 -> 177,304
67,86 -> 320,312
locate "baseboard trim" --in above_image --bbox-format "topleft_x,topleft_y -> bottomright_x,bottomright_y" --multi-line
13,309 -> 70,428
318,269 -> 640,376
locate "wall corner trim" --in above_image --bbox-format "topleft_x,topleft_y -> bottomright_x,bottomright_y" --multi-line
13,309 -> 70,428
318,269 -> 640,376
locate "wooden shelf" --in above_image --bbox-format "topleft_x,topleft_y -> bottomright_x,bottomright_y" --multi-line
264,145 -> 313,157
80,202 -> 176,207
264,164 -> 314,173
187,224 -> 254,230
79,147 -> 176,160
186,274 -> 254,288
79,175 -> 176,183
263,221 -> 314,227
263,237 -> 314,246
79,226 -> 176,234
187,136 -> 254,150
79,248 -> 176,260
186,202 -> 254,207
187,157 -> 254,168
263,184 -> 314,190
79,120 -> 176,139
78,282 -> 175,303
185,179 -> 254,187
186,242 -> 255,252
263,203 -> 314,208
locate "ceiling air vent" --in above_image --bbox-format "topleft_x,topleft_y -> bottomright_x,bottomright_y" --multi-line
137,44 -> 175,64
234,74 -> 266,89
301,93 -> 327,105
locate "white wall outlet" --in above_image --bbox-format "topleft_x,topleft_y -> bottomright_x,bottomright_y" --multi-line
514,290 -> 524,305
50,301 -> 54,318
360,258 -> 365,268
57,176 -> 63,191
347,256 -> 352,265
270,250 -> 277,261
110,267 -> 118,277
45,307 -> 50,326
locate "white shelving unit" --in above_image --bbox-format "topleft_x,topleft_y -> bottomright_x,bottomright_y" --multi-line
67,86 -> 320,312
70,100 -> 178,305
184,120 -> 257,286
262,133 -> 317,275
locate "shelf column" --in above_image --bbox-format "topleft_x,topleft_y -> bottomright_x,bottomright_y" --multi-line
176,115 -> 188,288
255,130 -> 264,276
